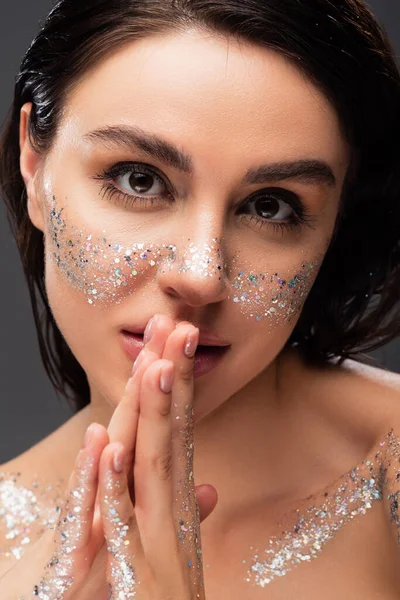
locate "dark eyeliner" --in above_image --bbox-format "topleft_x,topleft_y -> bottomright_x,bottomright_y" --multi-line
91,161 -> 173,208
92,162 -> 317,233
237,189 -> 317,234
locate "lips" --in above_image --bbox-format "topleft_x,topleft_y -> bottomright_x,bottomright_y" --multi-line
120,330 -> 230,378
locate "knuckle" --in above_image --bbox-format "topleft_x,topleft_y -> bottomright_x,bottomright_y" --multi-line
135,450 -> 173,481
178,363 -> 195,384
157,394 -> 172,417
157,451 -> 173,480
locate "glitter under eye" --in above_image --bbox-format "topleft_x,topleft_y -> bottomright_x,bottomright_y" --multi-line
47,195 -> 318,323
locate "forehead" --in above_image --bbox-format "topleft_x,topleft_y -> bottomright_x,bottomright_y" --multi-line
59,30 -> 349,171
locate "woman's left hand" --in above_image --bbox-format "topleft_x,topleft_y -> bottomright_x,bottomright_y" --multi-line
98,317 -> 218,599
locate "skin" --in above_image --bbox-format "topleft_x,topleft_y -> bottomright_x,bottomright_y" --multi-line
5,28 -> 400,598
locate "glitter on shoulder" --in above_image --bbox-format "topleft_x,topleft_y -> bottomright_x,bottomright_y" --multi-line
245,429 -> 400,587
0,472 -> 64,562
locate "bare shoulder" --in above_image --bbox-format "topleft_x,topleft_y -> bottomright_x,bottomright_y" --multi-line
287,349 -> 400,445
333,356 -> 400,437
339,356 -> 400,393
289,351 -> 400,547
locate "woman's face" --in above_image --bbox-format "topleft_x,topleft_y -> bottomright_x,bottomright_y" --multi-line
24,30 -> 349,420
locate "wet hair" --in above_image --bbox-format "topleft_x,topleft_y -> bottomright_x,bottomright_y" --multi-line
0,0 -> 399,411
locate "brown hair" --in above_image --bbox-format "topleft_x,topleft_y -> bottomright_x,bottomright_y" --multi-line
1,0 -> 399,411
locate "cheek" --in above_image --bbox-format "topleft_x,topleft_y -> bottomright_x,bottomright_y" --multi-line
45,194 -> 322,320
228,260 -> 319,324
44,254 -> 132,407
45,196 -> 143,306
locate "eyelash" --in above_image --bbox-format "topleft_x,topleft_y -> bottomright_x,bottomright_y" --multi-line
92,161 -> 317,235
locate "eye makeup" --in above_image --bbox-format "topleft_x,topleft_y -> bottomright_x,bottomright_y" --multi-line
93,160 -> 317,236
47,195 -> 318,324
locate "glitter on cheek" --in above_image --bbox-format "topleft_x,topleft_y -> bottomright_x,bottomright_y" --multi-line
227,260 -> 319,324
46,195 -> 320,323
46,196 -> 226,308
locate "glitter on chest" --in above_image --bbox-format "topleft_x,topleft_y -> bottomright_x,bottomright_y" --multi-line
245,429 -> 400,588
1,432 -> 400,594
0,473 -> 62,561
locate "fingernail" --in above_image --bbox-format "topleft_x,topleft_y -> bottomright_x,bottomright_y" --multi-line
113,444 -> 126,473
144,315 -> 157,345
131,350 -> 146,376
184,330 -> 199,358
160,363 -> 174,394
83,423 -> 95,448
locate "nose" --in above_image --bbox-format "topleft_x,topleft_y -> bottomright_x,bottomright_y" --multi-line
156,238 -> 229,307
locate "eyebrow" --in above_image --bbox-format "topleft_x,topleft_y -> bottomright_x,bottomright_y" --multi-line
83,124 -> 336,188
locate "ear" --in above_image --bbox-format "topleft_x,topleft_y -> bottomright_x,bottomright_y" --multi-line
19,102 -> 45,233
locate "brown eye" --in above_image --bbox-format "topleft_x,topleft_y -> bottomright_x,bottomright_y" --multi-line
128,172 -> 155,193
116,168 -> 166,196
243,193 -> 294,221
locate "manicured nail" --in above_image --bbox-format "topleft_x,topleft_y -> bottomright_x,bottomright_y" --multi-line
83,423 -> 95,448
160,363 -> 174,394
113,444 -> 126,473
144,316 -> 157,345
184,330 -> 199,358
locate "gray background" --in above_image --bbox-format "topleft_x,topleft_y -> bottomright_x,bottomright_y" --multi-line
0,1 -> 399,462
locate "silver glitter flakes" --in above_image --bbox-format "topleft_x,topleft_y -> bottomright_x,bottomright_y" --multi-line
245,429 -> 400,588
47,196 -> 316,323
173,403 -> 204,591
6,431 -> 400,594
0,472 -> 62,562
230,263 -> 315,323
32,453 -> 95,599
103,470 -> 137,599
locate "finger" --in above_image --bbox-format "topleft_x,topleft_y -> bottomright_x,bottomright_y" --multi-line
107,350 -> 157,448
142,313 -> 176,355
162,325 -> 204,584
98,442 -> 141,598
165,326 -> 218,522
63,423 -> 109,555
133,359 -> 178,555
195,484 -> 218,522
107,314 -> 175,448
37,424 -> 109,597
162,324 -> 199,500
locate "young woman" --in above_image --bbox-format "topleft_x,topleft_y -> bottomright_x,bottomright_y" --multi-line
0,0 -> 399,597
